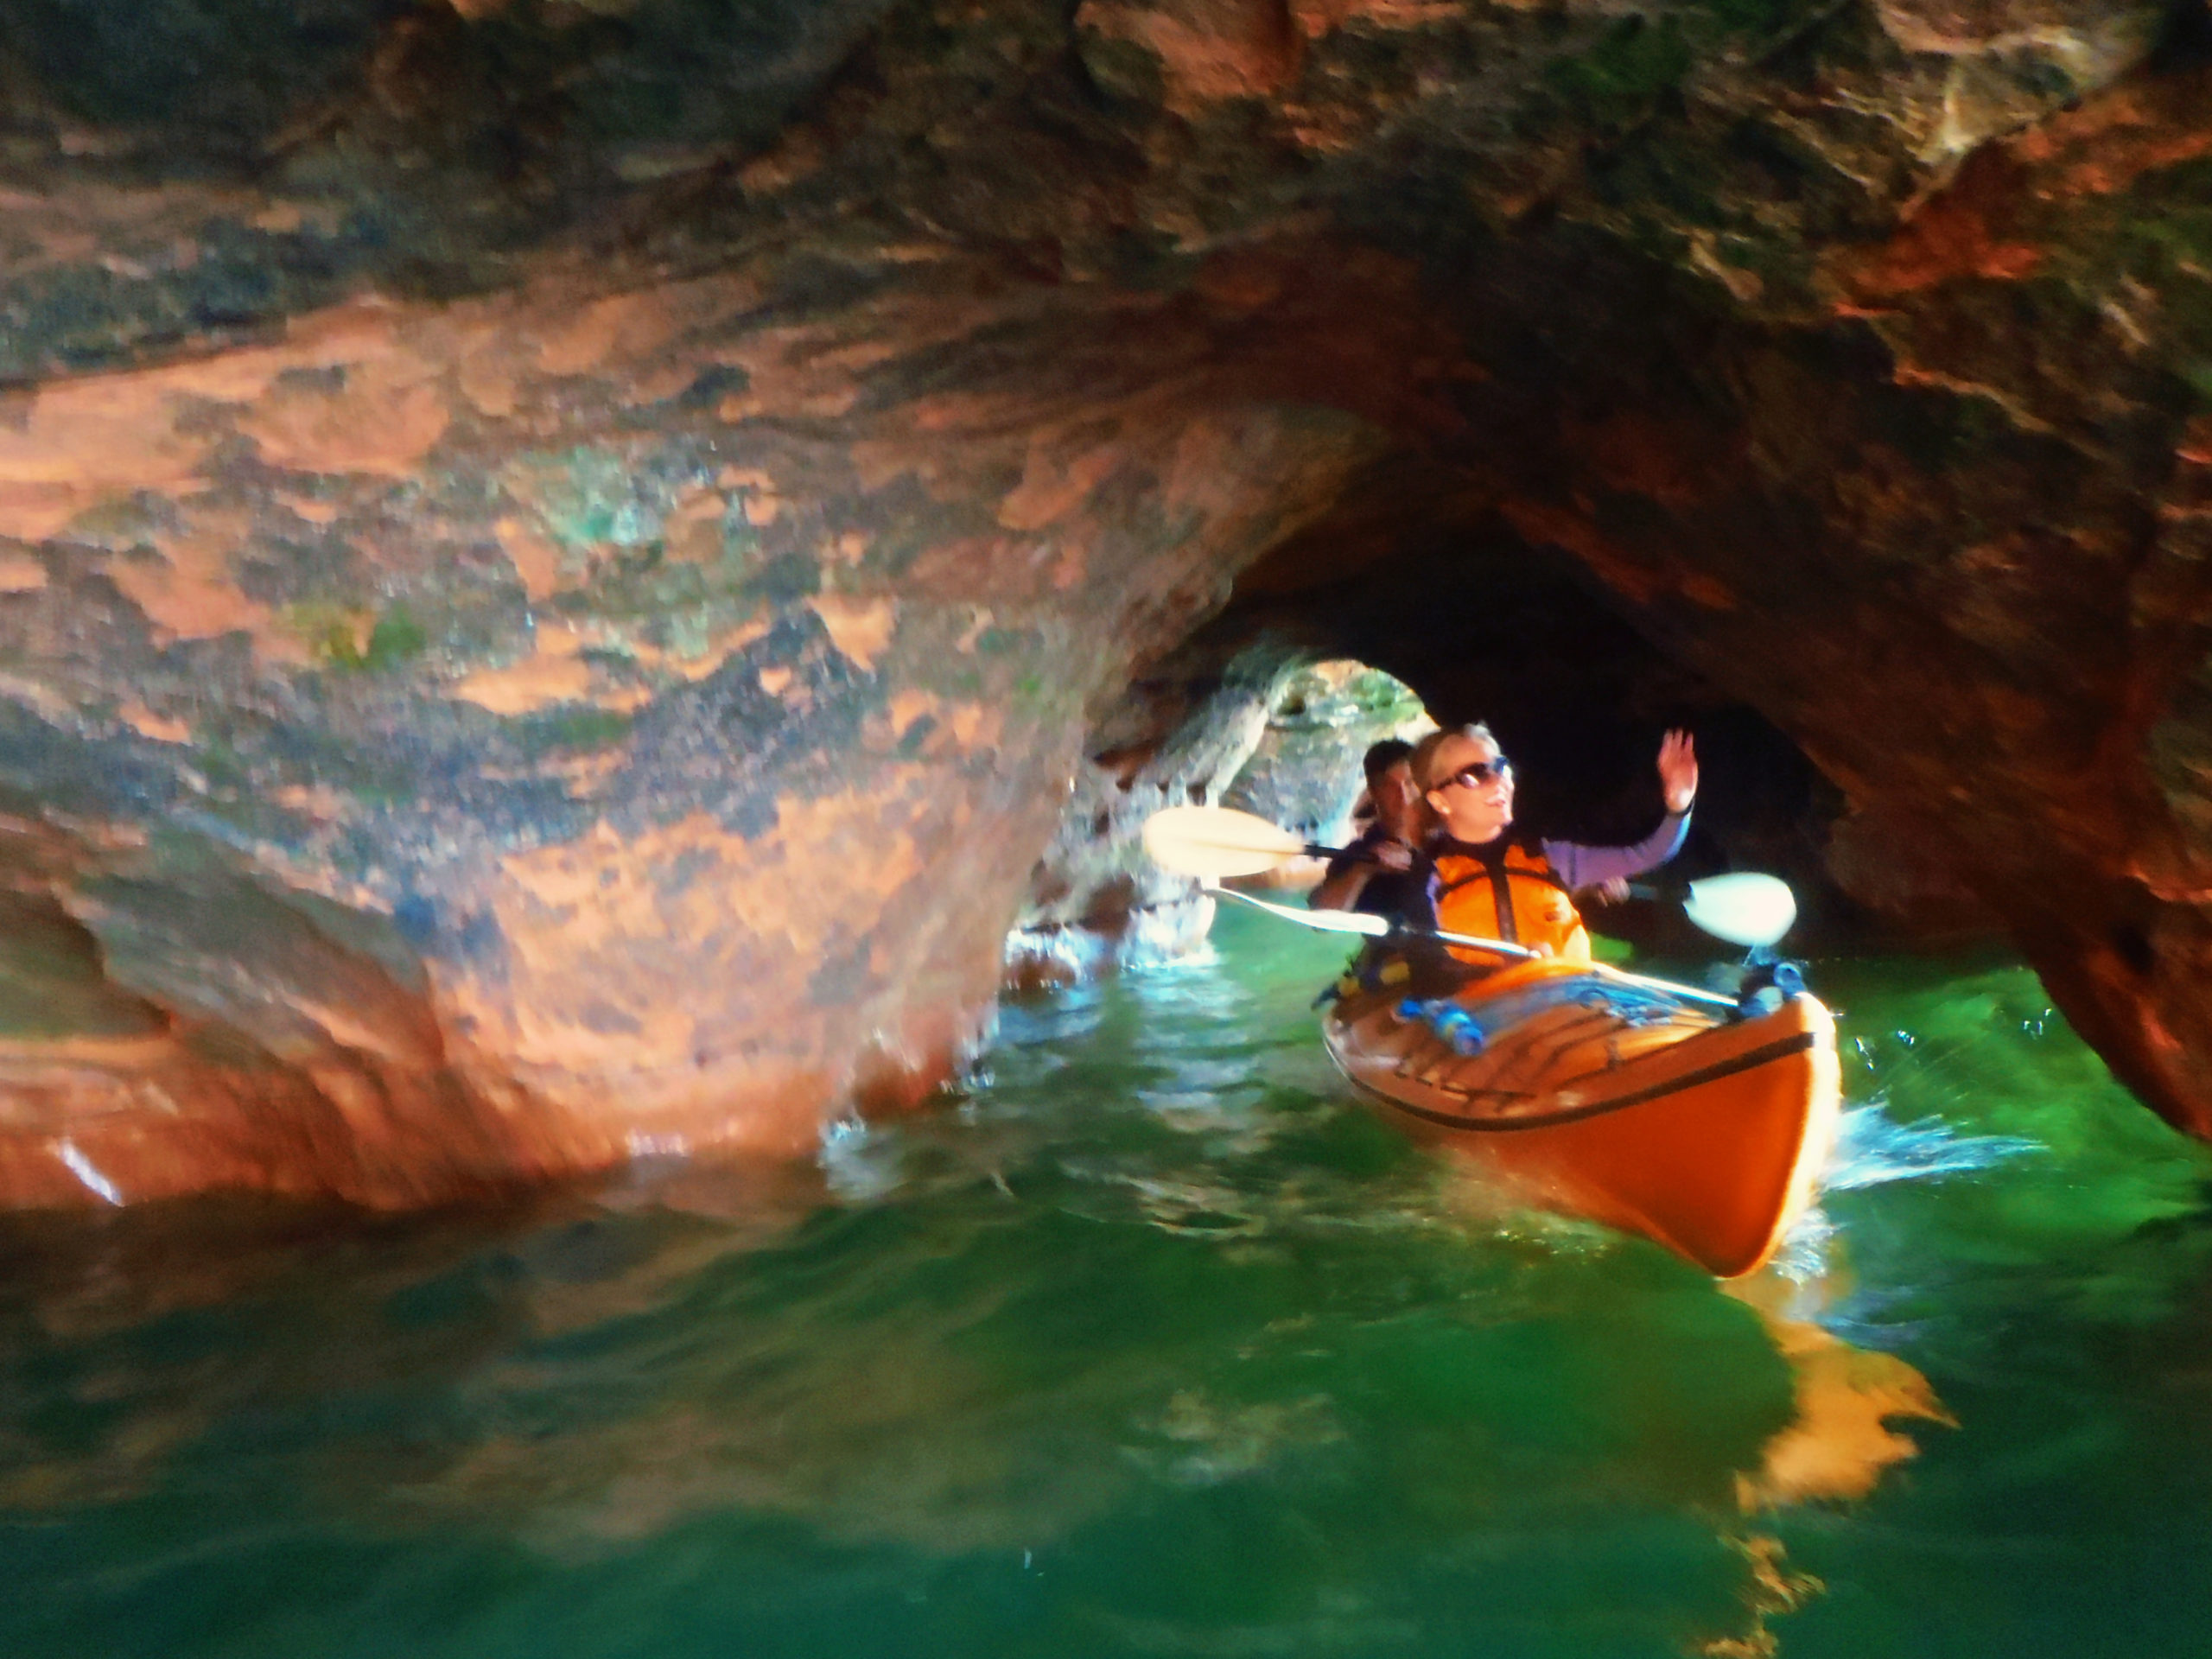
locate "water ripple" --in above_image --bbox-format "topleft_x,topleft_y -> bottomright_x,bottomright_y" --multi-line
1823,1102 -> 2044,1192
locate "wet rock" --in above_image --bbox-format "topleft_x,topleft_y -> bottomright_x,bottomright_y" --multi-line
1007,636 -> 1306,988
0,0 -> 2210,1203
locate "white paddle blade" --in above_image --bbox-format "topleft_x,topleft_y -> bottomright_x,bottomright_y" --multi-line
1141,805 -> 1308,880
1682,873 -> 1798,948
1205,886 -> 1390,937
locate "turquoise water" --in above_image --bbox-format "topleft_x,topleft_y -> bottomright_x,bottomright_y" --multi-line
5,909 -> 2211,1658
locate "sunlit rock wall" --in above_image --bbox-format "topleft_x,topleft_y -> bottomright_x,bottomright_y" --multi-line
0,245 -> 1410,1205
1,0 -> 2211,1205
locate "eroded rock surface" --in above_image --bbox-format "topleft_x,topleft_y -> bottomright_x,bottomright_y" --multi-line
1,0 -> 2209,1204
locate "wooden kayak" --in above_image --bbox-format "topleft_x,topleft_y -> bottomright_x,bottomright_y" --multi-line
1320,956 -> 1841,1277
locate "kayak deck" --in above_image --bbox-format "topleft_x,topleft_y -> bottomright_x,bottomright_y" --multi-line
1321,957 -> 1841,1277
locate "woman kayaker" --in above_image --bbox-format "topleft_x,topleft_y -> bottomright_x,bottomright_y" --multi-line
1408,723 -> 1697,964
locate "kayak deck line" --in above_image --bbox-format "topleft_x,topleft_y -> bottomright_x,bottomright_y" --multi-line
1365,1029 -> 1822,1135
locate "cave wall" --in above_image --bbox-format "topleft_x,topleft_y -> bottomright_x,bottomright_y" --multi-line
1441,89 -> 2212,1136
0,0 -> 2210,1205
0,245 -> 1415,1206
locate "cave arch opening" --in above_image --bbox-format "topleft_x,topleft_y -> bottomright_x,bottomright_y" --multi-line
1027,462 -> 2000,984
1219,658 -> 1433,860
1220,497 -> 1853,930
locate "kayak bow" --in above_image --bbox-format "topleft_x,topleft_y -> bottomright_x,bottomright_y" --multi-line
1321,957 -> 1840,1276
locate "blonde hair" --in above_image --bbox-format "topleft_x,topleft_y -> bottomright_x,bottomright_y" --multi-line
1409,722 -> 1499,793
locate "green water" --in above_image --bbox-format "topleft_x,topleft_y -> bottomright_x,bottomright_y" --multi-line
5,909 -> 2211,1658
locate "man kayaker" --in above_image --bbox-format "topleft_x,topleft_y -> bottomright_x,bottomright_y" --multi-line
1310,738 -> 1430,922
1408,722 -> 1697,964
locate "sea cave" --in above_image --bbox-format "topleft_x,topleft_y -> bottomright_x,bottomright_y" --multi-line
3,1 -> 2211,1652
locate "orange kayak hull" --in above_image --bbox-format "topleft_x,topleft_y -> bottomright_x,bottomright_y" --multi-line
1321,962 -> 1841,1278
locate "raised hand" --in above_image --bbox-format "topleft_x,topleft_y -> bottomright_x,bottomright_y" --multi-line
1657,728 -> 1698,813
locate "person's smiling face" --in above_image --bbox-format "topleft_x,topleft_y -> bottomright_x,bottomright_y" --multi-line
1423,730 -> 1516,842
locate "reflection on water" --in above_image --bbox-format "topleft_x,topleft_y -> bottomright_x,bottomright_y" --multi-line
1732,1313 -> 1952,1512
3,919 -> 2210,1658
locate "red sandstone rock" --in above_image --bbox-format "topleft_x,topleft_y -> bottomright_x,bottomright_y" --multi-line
2,0 -> 2211,1210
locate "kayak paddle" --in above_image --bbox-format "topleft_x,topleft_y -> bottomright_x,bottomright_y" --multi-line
1139,804 -> 1332,880
1679,873 -> 1797,949
1203,883 -> 1538,958
1144,804 -> 1797,950
1199,881 -> 1741,1011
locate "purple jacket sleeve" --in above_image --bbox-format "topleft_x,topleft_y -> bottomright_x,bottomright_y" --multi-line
1541,810 -> 1691,891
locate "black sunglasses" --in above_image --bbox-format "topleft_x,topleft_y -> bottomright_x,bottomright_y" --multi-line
1444,757 -> 1513,789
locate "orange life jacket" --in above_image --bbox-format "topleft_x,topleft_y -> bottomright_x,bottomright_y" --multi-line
1431,837 -> 1591,965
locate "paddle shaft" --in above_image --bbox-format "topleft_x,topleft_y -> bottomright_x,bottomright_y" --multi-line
1203,884 -> 1741,1011
1150,808 -> 1793,946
